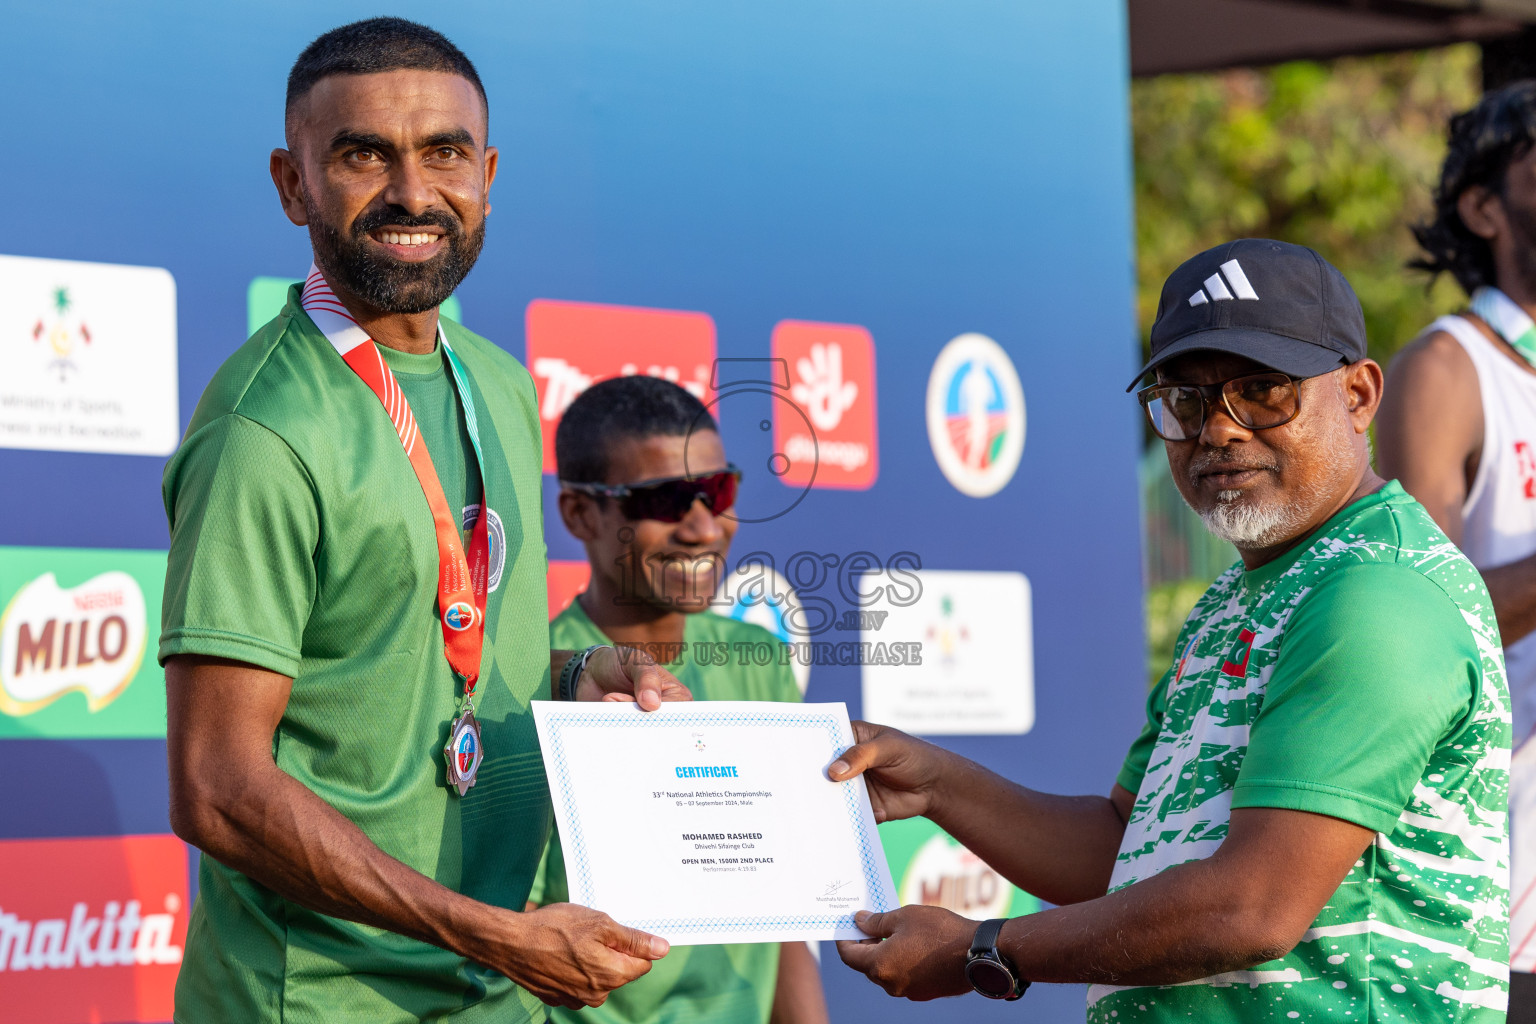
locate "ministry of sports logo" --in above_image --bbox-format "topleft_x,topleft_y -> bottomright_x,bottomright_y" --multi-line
0,254 -> 179,457
925,333 -> 1026,498
30,285 -> 93,382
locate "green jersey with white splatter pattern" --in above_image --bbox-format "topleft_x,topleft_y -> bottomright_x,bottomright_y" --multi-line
1089,481 -> 1510,1023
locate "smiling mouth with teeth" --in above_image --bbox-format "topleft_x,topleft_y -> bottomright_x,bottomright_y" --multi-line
374,231 -> 441,246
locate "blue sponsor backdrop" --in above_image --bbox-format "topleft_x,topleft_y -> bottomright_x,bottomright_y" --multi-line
0,2 -> 1144,1020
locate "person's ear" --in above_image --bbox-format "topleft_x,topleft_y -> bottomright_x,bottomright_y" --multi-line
270,148 -> 309,227
1457,184 -> 1504,242
482,145 -> 498,218
1341,359 -> 1384,433
559,490 -> 602,542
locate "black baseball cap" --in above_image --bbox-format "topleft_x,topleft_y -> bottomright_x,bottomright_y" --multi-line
1127,239 -> 1367,391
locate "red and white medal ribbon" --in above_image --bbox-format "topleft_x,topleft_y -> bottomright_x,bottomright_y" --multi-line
302,266 -> 489,794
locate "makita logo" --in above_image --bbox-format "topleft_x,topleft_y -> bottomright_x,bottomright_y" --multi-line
0,835 -> 189,1023
1188,259 -> 1260,307
525,299 -> 717,472
0,898 -> 183,971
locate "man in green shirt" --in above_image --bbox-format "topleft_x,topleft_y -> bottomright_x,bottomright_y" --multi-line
160,19 -> 687,1023
832,240 -> 1511,1021
527,375 -> 829,1024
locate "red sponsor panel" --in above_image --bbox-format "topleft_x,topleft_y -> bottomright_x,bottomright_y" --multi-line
772,321 -> 878,489
0,834 -> 190,1024
525,300 -> 717,473
547,560 -> 592,621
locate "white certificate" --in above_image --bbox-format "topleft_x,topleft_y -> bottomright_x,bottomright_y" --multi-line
532,700 -> 898,945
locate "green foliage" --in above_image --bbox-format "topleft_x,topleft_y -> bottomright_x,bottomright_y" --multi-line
1145,578 -> 1213,687
1133,46 -> 1481,368
1135,48 -> 1484,686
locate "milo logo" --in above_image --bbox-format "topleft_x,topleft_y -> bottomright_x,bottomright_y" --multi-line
898,832 -> 1015,920
0,571 -> 146,717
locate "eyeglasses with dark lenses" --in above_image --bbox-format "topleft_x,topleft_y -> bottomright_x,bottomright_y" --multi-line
561,465 -> 742,523
1137,372 -> 1311,442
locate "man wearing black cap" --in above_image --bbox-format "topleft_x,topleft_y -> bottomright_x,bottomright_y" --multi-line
834,240 -> 1511,1022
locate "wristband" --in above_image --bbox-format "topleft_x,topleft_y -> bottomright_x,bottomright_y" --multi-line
559,644 -> 611,701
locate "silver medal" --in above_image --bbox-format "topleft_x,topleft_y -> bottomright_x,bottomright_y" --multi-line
444,708 -> 484,796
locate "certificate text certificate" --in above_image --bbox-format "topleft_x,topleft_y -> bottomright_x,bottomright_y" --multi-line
532,700 -> 898,945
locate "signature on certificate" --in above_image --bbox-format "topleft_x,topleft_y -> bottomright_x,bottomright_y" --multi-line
822,880 -> 853,897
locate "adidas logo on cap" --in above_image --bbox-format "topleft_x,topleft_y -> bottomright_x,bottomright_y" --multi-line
1188,259 -> 1259,307
1130,239 -> 1367,391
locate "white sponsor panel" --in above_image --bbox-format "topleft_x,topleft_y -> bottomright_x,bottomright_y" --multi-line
859,568 -> 1033,735
0,254 -> 178,455
0,571 -> 147,716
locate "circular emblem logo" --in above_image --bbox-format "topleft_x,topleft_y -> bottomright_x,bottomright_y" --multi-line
460,505 -> 507,592
925,333 -> 1026,498
454,725 -> 480,775
443,601 -> 476,631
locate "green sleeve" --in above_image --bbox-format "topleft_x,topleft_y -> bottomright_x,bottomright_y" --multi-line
1232,563 -> 1478,833
526,837 -> 551,905
528,833 -> 570,906
1117,670 -> 1169,796
159,414 -> 319,676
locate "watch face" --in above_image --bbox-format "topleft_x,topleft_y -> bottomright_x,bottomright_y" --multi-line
966,957 -> 1015,999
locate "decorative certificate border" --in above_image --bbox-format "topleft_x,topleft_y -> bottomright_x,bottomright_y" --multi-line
541,707 -> 892,935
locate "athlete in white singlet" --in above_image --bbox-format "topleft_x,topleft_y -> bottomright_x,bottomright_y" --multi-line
1378,81 -> 1536,1018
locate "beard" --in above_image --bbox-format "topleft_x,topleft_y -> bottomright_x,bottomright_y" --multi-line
306,199 -> 484,315
1197,495 -> 1309,547
1183,443 -> 1352,549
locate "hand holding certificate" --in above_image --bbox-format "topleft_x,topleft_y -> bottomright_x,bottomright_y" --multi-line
533,700 -> 898,945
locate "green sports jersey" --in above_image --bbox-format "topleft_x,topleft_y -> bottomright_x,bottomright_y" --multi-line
1091,481 -> 1510,1023
160,286 -> 551,1024
529,600 -> 802,1024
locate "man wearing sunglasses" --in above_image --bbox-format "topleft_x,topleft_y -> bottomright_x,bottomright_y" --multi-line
526,375 -> 830,1024
833,239 -> 1511,1022
157,20 -> 691,1023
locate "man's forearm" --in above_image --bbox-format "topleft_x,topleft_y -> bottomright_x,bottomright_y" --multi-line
176,759 -> 502,960
998,853 -> 1286,986
770,941 -> 829,1024
924,757 -> 1127,907
1481,555 -> 1536,647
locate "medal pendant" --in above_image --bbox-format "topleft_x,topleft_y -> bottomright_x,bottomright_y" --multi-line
444,708 -> 484,797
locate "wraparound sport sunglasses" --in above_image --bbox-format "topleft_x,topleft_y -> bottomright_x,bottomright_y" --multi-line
560,465 -> 742,523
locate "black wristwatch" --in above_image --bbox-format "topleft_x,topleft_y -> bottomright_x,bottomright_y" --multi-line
964,918 -> 1026,1000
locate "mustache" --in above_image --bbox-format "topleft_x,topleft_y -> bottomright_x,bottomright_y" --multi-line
351,206 -> 462,239
1186,448 -> 1278,487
